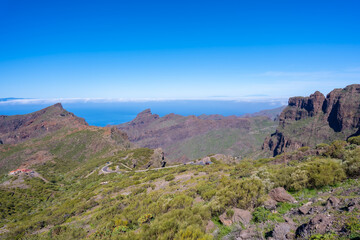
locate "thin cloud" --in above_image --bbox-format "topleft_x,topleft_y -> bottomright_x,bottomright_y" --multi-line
261,71 -> 333,77
345,67 -> 360,72
0,97 -> 289,105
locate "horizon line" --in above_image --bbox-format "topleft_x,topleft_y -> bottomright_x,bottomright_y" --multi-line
0,97 -> 289,105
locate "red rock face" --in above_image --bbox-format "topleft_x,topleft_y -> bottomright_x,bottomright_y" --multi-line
0,103 -> 88,145
280,91 -> 326,124
263,84 -> 360,156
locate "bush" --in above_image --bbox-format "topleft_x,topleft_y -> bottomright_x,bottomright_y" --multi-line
343,148 -> 360,177
174,225 -> 212,240
215,177 -> 266,211
165,174 -> 175,181
316,143 -> 329,150
305,158 -> 346,188
226,209 -> 234,218
289,168 -> 309,191
231,160 -> 254,178
345,214 -> 360,239
348,136 -> 360,145
324,140 -> 347,159
252,207 -> 283,223
138,213 -> 153,225
196,182 -> 217,201
298,146 -> 310,152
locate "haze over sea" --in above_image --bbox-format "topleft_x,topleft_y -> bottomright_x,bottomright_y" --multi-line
0,100 -> 284,127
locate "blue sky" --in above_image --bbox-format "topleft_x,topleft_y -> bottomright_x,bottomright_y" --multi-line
1,0 -> 360,100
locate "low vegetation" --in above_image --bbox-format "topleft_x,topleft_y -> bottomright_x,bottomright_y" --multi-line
1,136 -> 360,239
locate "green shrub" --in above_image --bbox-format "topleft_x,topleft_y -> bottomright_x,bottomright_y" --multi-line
345,214 -> 360,238
196,182 -> 217,201
289,168 -> 309,191
309,233 -> 337,240
138,213 -> 153,225
343,148 -> 360,177
215,177 -> 266,211
168,195 -> 193,209
226,209 -> 234,218
174,225 -> 212,240
276,202 -> 298,214
165,174 -> 175,181
113,225 -> 129,234
316,143 -> 329,150
231,160 -> 254,178
298,146 -> 310,152
305,158 -> 346,188
348,136 -> 360,145
324,140 -> 347,159
252,207 -> 283,223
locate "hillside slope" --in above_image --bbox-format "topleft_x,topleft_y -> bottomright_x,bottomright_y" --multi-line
117,109 -> 280,162
0,103 -> 88,145
0,104 -> 133,175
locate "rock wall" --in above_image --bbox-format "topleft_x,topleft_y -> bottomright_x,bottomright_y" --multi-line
263,84 -> 360,156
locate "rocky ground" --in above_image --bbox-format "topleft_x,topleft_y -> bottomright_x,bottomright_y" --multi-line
215,181 -> 360,240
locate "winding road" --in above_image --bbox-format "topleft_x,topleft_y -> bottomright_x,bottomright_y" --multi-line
101,162 -> 185,174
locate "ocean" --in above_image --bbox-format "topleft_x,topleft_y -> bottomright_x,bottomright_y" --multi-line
0,100 -> 285,126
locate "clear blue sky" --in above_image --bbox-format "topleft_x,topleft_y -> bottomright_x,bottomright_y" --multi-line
1,0 -> 360,100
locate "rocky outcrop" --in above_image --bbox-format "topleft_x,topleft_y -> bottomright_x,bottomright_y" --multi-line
296,214 -> 332,238
271,222 -> 295,240
298,202 -> 313,215
263,84 -> 360,156
0,103 -> 88,145
219,208 -> 252,227
269,187 -> 296,203
326,196 -> 340,209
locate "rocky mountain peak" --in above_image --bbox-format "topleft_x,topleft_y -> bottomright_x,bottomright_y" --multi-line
137,108 -> 152,116
264,84 -> 360,156
0,103 -> 88,145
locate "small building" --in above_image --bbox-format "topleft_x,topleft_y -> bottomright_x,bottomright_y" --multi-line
8,168 -> 33,176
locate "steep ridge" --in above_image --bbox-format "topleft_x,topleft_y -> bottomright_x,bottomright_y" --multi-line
263,84 -> 360,156
0,103 -> 88,145
0,104 -> 132,175
117,108 -> 281,162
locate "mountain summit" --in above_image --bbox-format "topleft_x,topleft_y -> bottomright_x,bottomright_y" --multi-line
0,103 -> 88,145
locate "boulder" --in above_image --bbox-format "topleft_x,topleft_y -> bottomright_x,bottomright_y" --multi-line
298,202 -> 312,215
272,223 -> 292,240
219,212 -> 232,226
326,196 -> 340,209
236,227 -> 259,240
343,199 -> 360,212
219,208 -> 252,227
263,197 -> 277,210
269,187 -> 296,203
296,214 -> 332,238
232,208 -> 252,226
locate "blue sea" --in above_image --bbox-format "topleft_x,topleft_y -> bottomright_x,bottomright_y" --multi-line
0,100 -> 285,126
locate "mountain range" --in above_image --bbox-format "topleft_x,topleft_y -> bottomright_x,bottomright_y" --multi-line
116,108 -> 282,162
1,84 -> 360,240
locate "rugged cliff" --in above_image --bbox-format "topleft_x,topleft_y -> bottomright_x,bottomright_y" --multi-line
263,84 -> 360,156
117,108 -> 281,162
